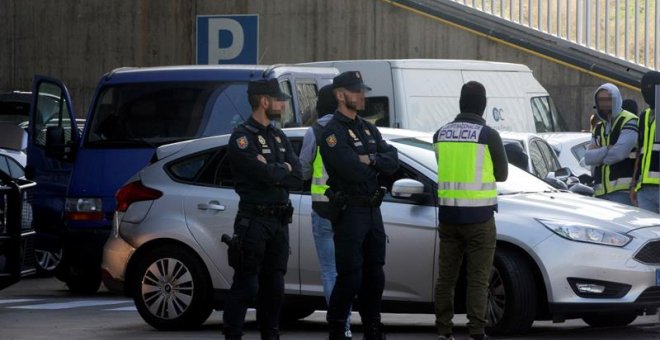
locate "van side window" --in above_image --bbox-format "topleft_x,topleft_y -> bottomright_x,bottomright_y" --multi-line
296,82 -> 318,126
362,97 -> 389,127
278,81 -> 297,128
204,83 -> 251,136
34,82 -> 74,147
531,96 -> 568,133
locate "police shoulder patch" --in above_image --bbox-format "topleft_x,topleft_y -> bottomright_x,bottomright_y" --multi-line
326,134 -> 337,148
236,136 -> 249,149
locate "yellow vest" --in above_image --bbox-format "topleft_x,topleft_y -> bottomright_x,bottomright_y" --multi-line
435,123 -> 497,208
636,108 -> 660,190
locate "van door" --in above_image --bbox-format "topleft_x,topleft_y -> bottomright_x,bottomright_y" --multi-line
27,76 -> 80,235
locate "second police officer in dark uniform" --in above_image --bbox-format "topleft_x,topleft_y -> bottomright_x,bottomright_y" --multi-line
319,71 -> 399,340
223,78 -> 302,340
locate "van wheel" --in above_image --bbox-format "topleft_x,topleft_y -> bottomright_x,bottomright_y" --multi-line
34,247 -> 63,276
582,312 -> 637,327
131,246 -> 212,330
486,249 -> 537,335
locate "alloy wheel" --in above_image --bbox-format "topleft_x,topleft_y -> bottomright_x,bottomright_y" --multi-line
140,257 -> 194,320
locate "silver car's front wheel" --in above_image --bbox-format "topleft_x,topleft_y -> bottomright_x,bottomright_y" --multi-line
486,249 -> 537,335
132,246 -> 212,330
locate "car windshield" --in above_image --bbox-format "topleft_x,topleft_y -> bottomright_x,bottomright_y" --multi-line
85,81 -> 251,148
390,136 -> 555,195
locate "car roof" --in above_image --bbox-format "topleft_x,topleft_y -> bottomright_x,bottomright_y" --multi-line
0,91 -> 31,103
102,65 -> 338,84
538,132 -> 592,144
499,131 -> 543,142
155,127 -> 432,161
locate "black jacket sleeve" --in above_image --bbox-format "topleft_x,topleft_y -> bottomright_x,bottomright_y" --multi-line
370,125 -> 399,175
228,131 -> 292,186
487,129 -> 509,182
319,125 -> 374,183
280,135 -> 303,190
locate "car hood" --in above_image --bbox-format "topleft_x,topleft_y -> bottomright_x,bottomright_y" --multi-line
499,191 -> 660,234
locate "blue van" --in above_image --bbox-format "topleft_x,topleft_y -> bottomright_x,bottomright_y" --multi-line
27,65 -> 338,293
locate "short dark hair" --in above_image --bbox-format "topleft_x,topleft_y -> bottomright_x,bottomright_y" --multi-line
248,94 -> 263,110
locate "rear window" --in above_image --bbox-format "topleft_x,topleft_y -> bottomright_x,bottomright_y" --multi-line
0,100 -> 30,125
85,82 -> 251,147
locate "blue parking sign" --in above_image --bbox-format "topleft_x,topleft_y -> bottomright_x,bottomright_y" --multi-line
197,15 -> 259,65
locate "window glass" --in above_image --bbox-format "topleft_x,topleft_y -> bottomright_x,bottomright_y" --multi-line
531,96 -> 568,132
34,82 -> 73,147
167,152 -> 213,181
296,82 -> 318,126
195,148 -> 234,188
571,141 -> 590,165
278,81 -> 296,128
86,82 -> 222,147
202,83 -> 251,136
0,156 -> 10,178
528,142 -> 548,178
535,140 -> 561,173
7,158 -> 24,178
362,97 -> 389,127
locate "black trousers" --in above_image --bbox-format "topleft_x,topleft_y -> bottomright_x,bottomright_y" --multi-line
223,212 -> 289,337
326,205 -> 386,324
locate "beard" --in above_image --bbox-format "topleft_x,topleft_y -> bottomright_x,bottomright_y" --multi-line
345,98 -> 364,111
266,107 -> 282,122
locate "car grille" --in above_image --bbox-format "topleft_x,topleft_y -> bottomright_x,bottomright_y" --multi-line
634,240 -> 660,264
635,287 -> 660,304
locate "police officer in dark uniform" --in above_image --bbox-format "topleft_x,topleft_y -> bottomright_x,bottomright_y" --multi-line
319,71 -> 399,340
223,78 -> 302,340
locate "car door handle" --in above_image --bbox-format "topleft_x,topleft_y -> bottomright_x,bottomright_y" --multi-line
197,202 -> 225,211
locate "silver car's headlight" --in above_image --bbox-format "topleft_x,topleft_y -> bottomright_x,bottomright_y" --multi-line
537,219 -> 631,247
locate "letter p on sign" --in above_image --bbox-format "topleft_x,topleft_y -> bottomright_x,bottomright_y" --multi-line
197,15 -> 259,65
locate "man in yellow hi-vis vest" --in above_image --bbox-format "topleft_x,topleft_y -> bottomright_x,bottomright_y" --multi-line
631,71 -> 660,213
433,81 -> 508,340
585,83 -> 638,205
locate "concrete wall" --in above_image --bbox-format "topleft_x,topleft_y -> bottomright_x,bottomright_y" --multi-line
0,0 -> 646,129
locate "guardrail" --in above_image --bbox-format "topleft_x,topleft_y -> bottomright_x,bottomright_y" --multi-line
449,0 -> 658,70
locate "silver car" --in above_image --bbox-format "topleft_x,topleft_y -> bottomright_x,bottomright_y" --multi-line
102,128 -> 660,335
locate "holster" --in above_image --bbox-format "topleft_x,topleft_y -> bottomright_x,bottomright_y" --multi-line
325,188 -> 347,224
281,202 -> 294,225
224,234 -> 243,270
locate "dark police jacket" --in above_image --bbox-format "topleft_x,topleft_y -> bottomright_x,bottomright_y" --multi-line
318,111 -> 399,197
228,117 -> 302,205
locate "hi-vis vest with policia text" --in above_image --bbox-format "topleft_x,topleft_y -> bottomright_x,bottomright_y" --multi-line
636,108 -> 660,190
593,110 -> 638,196
310,123 -> 331,217
435,122 -> 497,216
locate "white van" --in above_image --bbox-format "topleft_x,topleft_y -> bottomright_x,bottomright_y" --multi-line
302,59 -> 567,133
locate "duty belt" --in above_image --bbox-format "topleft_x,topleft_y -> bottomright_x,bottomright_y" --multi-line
345,187 -> 386,207
239,201 -> 292,217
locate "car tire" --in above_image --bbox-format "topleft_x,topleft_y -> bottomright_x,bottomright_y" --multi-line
486,249 -> 537,335
582,312 -> 637,327
131,246 -> 213,330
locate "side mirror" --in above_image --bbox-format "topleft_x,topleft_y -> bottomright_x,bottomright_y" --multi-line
45,126 -> 71,161
391,178 -> 429,203
553,167 -> 572,179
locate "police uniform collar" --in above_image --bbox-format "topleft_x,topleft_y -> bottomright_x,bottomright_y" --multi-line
333,110 -> 358,123
245,116 -> 272,132
455,112 -> 486,124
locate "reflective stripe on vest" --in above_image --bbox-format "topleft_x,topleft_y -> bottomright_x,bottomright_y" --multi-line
311,146 -> 329,202
637,108 -> 660,190
593,110 -> 638,196
435,123 -> 496,208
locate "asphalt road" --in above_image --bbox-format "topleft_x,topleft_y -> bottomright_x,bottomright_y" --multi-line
2,277 -> 660,339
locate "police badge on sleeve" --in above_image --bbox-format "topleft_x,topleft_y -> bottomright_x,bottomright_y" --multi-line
237,136 -> 249,149
326,134 -> 337,148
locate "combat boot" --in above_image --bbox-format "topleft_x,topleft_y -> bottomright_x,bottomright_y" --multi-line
362,319 -> 386,340
328,321 -> 347,340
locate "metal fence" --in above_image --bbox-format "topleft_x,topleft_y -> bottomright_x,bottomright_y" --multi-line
449,0 -> 658,70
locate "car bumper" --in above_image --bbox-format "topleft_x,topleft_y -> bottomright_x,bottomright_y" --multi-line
537,233 -> 660,310
101,232 -> 134,293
